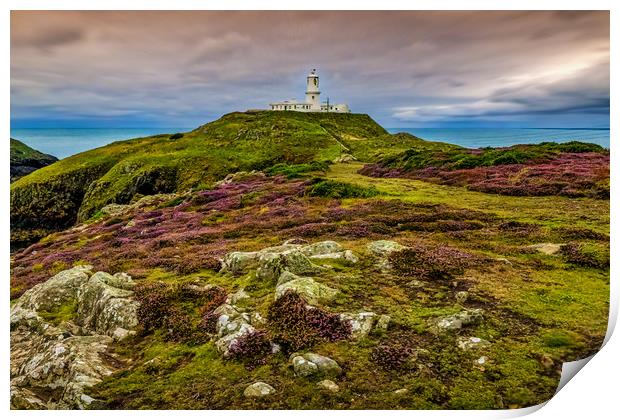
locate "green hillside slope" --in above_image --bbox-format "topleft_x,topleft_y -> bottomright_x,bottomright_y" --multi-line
11,111 -> 422,247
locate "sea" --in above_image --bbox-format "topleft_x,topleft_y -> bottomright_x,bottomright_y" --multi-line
10,127 -> 610,159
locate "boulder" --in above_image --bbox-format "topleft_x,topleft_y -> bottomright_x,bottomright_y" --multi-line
14,266 -> 92,313
308,250 -> 359,264
300,241 -> 344,256
316,379 -> 340,393
292,355 -> 319,377
433,309 -> 484,333
215,324 -> 256,356
10,306 -> 114,409
340,312 -> 376,339
76,272 -> 139,339
367,240 -> 406,257
226,288 -> 250,306
457,336 -> 490,351
221,251 -> 260,274
275,274 -> 339,305
528,243 -> 563,255
243,382 -> 275,398
303,353 -> 342,377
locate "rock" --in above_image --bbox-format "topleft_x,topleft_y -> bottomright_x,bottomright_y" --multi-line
283,238 -> 309,246
309,250 -> 359,264
367,240 -> 405,257
455,291 -> 469,304
394,388 -> 408,395
76,272 -> 139,338
215,324 -> 256,356
10,307 -> 115,409
433,309 -> 484,333
100,203 -> 131,217
292,355 -> 319,377
111,272 -> 137,290
14,266 -> 93,313
275,274 -> 339,305
375,314 -> 391,332
303,353 -> 342,377
221,251 -> 260,274
528,243 -> 563,255
332,153 -> 357,163
340,312 -> 376,339
243,382 -> 275,398
227,288 -> 250,306
457,336 -> 490,351
9,267 -> 140,409
317,379 -> 340,392
476,356 -> 488,365
301,240 -> 344,256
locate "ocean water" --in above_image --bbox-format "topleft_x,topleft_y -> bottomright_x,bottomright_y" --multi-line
10,128 -> 192,159
10,127 -> 610,159
388,128 -> 610,149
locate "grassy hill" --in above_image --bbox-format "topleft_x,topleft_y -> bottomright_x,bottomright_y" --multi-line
11,111 -> 416,247
10,139 -> 58,182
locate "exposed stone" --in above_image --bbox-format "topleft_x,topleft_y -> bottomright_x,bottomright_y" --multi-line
455,291 -> 469,304
227,287 -> 250,306
433,309 -> 484,333
317,379 -> 340,392
309,250 -> 359,264
243,382 -> 275,398
303,353 -> 342,377
215,324 -> 256,356
367,240 -> 406,257
100,203 -> 130,217
292,355 -> 319,377
221,251 -> 260,274
301,240 -> 344,256
394,388 -> 409,395
375,314 -> 391,332
457,336 -> 490,351
14,265 -> 93,313
275,274 -> 339,305
76,272 -> 138,338
332,153 -> 357,163
340,312 -> 376,339
528,243 -> 563,255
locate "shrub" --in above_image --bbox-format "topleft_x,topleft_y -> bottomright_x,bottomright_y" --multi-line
169,133 -> 184,140
266,161 -> 330,178
227,330 -> 274,368
164,307 -> 195,342
389,244 -> 478,281
306,180 -> 379,199
371,336 -> 416,371
134,282 -> 174,332
554,227 -> 609,241
559,243 -> 608,269
267,291 -> 351,351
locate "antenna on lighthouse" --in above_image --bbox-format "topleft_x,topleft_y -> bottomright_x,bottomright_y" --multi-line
326,97 -> 330,112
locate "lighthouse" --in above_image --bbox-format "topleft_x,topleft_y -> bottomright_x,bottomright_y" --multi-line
305,69 -> 321,111
268,69 -> 350,113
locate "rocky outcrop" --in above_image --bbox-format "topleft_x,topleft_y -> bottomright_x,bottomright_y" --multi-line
291,353 -> 342,377
431,309 -> 484,334
275,272 -> 339,305
10,267 -> 139,409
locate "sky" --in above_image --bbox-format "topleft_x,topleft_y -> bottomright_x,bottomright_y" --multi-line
11,11 -> 610,129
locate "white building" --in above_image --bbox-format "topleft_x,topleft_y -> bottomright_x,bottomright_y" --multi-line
269,69 -> 350,113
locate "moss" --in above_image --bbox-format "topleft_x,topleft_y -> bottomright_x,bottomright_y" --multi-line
38,299 -> 77,325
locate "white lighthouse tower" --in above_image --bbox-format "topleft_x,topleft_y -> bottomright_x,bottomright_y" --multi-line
268,69 -> 350,113
305,69 -> 321,111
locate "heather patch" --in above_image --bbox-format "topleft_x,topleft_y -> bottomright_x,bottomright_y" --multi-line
267,291 -> 352,352
389,244 -> 481,281
227,330 -> 274,369
361,149 -> 609,198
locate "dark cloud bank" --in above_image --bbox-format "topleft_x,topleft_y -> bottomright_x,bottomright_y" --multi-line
11,11 -> 609,128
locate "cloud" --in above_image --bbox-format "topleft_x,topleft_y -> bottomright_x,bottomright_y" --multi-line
10,11 -> 609,128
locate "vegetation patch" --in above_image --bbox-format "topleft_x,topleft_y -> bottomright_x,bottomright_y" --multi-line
306,180 -> 380,199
